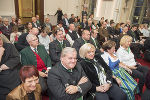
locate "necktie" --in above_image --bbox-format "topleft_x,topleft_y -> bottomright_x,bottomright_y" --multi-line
34,48 -> 38,53
60,42 -> 63,49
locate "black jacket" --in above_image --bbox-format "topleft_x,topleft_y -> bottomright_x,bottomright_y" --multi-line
49,39 -> 70,65
47,62 -> 92,100
80,54 -> 113,93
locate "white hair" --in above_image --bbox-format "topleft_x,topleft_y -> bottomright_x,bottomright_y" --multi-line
26,34 -> 36,42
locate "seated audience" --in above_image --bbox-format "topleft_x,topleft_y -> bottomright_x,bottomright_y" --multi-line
38,28 -> 51,53
62,14 -> 69,30
43,17 -> 52,35
32,17 -> 41,30
36,15 -> 41,26
17,18 -> 24,33
107,21 -> 115,38
20,34 -> 52,93
116,35 -> 149,94
80,18 -> 87,30
10,16 -> 17,27
85,19 -> 93,32
73,17 -> 80,31
23,22 -> 33,33
68,14 -> 75,24
49,29 -> 70,65
143,37 -> 150,62
98,21 -> 110,45
16,27 -> 39,51
10,25 -> 22,44
90,29 -> 103,54
0,18 -> 12,39
72,30 -> 90,60
141,70 -> 150,100
0,36 -> 21,100
101,40 -> 138,100
6,65 -> 42,100
66,24 -> 80,46
56,22 -> 66,36
79,43 -> 127,100
47,47 -> 92,100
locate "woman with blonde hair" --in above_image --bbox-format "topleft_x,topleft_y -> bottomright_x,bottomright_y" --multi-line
101,40 -> 138,100
79,43 -> 127,100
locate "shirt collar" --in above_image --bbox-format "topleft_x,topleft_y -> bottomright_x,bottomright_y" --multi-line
69,30 -> 72,33
30,46 -> 37,51
61,61 -> 73,72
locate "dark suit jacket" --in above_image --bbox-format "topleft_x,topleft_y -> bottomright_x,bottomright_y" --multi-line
127,30 -> 138,42
62,18 -> 69,30
107,26 -> 115,37
0,25 -> 12,39
20,45 -> 52,68
15,33 -> 29,51
69,18 -> 74,24
72,38 -> 89,60
47,62 -> 92,100
0,43 -> 21,97
32,22 -> 41,28
80,54 -> 113,93
49,39 -> 70,65
89,37 -> 102,54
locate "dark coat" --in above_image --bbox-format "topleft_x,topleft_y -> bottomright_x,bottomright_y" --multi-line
89,37 -> 102,54
32,22 -> 41,28
47,62 -> 92,100
49,39 -> 70,65
0,25 -> 12,39
80,54 -> 113,93
72,38 -> 89,60
0,43 -> 21,99
62,18 -> 69,30
15,33 -> 29,51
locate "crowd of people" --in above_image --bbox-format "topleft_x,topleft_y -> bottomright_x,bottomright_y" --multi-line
0,7 -> 150,100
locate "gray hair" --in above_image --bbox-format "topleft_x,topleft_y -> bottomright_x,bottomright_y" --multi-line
61,47 -> 77,58
26,34 -> 36,42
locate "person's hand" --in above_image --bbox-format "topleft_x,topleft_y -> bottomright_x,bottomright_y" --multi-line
129,66 -> 137,70
45,69 -> 49,74
1,64 -> 9,70
115,78 -> 122,86
101,83 -> 111,92
96,85 -> 105,92
0,47 -> 5,56
78,76 -> 88,85
126,68 -> 132,74
39,71 -> 48,77
65,85 -> 78,94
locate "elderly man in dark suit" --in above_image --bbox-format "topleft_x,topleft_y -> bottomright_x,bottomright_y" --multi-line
0,18 -> 12,40
0,36 -> 21,100
47,47 -> 92,100
90,29 -> 103,54
49,29 -> 70,65
72,30 -> 90,60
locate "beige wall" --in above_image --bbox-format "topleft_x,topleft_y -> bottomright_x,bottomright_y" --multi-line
0,0 -> 15,16
119,0 -> 135,23
44,0 -> 82,17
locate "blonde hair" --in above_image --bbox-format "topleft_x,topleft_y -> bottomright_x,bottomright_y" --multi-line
120,35 -> 132,46
79,43 -> 95,58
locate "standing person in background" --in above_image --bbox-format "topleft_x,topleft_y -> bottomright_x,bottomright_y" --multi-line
36,15 -> 41,27
55,8 -> 63,23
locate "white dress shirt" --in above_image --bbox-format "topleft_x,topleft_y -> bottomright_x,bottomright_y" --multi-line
116,46 -> 136,66
38,34 -> 50,53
